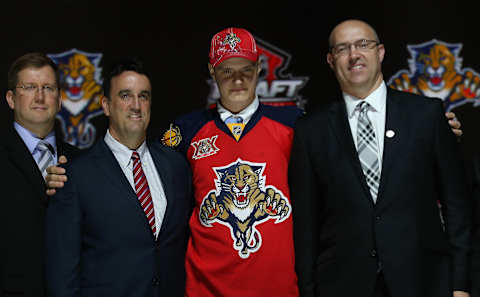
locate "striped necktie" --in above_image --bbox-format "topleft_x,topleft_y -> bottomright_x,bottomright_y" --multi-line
36,140 -> 54,179
356,101 -> 381,202
131,151 -> 156,235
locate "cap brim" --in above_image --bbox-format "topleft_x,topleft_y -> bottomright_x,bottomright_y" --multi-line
211,52 -> 258,68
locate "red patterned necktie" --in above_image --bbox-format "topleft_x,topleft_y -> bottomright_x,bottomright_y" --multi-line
131,151 -> 156,235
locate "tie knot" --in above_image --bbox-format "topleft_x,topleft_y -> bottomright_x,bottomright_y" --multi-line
37,140 -> 53,154
357,101 -> 370,115
131,151 -> 140,160
225,115 -> 243,124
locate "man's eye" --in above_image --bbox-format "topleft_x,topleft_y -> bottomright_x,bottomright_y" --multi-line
222,69 -> 233,75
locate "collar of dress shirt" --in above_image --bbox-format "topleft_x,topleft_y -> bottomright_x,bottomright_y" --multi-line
217,96 -> 260,124
343,81 -> 387,118
14,121 -> 56,155
104,129 -> 147,168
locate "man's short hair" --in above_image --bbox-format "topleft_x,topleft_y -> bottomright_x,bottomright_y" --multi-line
103,57 -> 151,99
7,52 -> 59,91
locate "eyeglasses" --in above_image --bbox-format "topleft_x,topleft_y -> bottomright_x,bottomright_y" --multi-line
330,39 -> 380,56
15,84 -> 58,95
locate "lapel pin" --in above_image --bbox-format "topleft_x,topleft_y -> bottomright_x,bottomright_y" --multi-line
386,130 -> 395,138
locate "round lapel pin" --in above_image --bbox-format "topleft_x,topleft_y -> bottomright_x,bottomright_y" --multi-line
386,130 -> 395,138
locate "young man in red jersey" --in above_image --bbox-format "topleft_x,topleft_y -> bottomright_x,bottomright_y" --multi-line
161,27 -> 301,297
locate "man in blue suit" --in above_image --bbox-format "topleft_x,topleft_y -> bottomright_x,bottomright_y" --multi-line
45,57 -> 192,297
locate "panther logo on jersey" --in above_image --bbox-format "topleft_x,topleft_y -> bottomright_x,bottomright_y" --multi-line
388,40 -> 480,111
199,159 -> 290,259
48,49 -> 103,148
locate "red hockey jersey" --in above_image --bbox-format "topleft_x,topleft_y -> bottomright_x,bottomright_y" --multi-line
163,104 -> 303,297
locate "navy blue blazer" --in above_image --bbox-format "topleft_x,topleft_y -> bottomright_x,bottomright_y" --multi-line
46,138 -> 192,297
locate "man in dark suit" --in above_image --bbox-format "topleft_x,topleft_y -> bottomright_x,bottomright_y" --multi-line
45,58 -> 192,297
0,52 -> 78,297
289,19 -> 471,297
471,154 -> 480,297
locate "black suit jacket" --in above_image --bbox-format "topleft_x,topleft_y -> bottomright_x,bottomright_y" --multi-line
45,138 -> 193,297
289,88 -> 471,297
0,124 -> 78,297
471,154 -> 480,297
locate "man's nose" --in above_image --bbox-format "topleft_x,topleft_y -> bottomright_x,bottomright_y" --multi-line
348,44 -> 361,57
232,71 -> 244,83
132,96 -> 141,109
34,88 -> 45,102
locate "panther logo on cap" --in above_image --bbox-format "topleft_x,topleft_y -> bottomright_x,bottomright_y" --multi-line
223,32 -> 241,51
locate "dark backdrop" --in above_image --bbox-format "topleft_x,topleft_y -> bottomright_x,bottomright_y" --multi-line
1,0 -> 478,160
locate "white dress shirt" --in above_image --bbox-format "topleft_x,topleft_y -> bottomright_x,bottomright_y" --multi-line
343,82 -> 387,172
217,96 -> 259,124
104,130 -> 167,237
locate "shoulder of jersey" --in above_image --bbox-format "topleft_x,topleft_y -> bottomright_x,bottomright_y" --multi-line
161,108 -> 214,149
261,104 -> 305,128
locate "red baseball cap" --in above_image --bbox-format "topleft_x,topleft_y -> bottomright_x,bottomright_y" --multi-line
209,27 -> 259,68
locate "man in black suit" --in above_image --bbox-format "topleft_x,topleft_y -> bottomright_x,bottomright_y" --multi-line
289,19 -> 471,297
45,58 -> 192,297
0,53 -> 78,297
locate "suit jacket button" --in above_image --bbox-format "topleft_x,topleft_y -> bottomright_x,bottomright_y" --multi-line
375,216 -> 381,220
152,277 -> 160,286
370,249 -> 377,257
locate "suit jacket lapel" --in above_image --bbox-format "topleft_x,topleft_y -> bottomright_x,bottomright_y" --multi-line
5,127 -> 47,203
93,140 -> 155,233
148,141 -> 174,238
375,89 -> 411,209
328,101 -> 373,205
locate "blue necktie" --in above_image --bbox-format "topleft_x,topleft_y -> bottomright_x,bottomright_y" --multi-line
36,140 -> 54,178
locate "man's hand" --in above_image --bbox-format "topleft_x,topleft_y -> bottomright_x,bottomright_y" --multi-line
45,155 -> 68,196
446,111 -> 463,137
453,290 -> 469,297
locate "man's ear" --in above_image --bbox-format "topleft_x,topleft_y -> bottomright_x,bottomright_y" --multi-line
5,90 -> 15,110
101,95 -> 110,116
327,53 -> 335,70
208,63 -> 216,82
377,44 -> 385,63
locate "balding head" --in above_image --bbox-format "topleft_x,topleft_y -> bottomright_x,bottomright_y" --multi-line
328,19 -> 379,48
